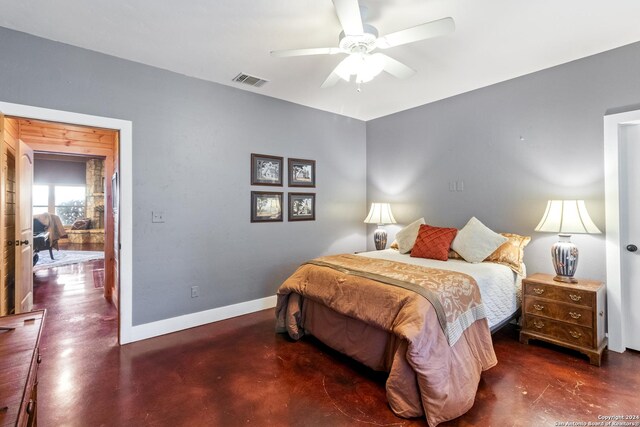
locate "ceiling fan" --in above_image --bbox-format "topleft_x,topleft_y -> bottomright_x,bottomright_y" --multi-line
270,0 -> 455,89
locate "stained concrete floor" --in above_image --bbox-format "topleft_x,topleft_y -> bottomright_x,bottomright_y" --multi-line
33,261 -> 640,426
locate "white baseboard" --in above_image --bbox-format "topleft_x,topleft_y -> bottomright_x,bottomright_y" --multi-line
127,295 -> 277,343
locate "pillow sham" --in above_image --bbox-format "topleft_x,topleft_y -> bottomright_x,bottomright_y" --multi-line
485,233 -> 531,275
451,217 -> 507,263
410,224 -> 457,261
390,240 -> 399,250
395,217 -> 426,254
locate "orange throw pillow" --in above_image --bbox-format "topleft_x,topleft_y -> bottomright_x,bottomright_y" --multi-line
411,224 -> 458,261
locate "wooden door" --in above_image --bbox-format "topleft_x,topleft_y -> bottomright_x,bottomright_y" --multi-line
1,115 -> 18,316
0,114 -> 5,315
112,134 -> 120,311
620,124 -> 640,351
15,139 -> 33,313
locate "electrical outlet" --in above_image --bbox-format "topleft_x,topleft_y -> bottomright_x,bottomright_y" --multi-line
152,211 -> 165,223
191,286 -> 199,298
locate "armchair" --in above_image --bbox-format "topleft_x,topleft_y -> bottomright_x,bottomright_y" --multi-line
33,218 -> 55,260
32,213 -> 67,264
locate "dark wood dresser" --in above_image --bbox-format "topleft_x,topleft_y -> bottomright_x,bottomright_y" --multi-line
0,310 -> 45,426
520,273 -> 606,366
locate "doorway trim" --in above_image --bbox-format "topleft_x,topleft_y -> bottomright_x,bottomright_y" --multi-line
604,109 -> 640,353
0,101 -> 134,344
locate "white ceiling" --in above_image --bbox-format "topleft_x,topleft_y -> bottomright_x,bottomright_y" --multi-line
1,1 -> 639,121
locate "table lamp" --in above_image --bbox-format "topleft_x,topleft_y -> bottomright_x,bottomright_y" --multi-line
364,203 -> 396,250
535,200 -> 601,283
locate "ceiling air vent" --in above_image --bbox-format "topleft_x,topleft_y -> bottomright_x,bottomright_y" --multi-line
232,73 -> 268,88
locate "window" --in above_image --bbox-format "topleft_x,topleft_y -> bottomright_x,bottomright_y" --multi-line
55,186 -> 86,225
32,184 -> 86,225
33,184 -> 49,215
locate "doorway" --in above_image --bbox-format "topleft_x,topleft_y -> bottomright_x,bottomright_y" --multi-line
32,154 -> 106,261
0,101 -> 133,344
3,117 -> 117,324
604,109 -> 640,353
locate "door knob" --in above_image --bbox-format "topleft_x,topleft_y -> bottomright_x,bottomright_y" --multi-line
15,240 -> 29,246
627,244 -> 638,252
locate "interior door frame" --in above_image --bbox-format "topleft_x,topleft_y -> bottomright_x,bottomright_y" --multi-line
604,109 -> 640,353
0,101 -> 134,344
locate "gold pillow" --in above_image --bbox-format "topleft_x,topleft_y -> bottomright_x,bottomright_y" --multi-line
448,249 -> 463,260
485,233 -> 531,275
390,240 -> 399,250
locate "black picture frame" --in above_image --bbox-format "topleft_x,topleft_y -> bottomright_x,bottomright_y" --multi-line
288,158 -> 316,187
288,192 -> 315,221
251,191 -> 283,223
251,153 -> 283,186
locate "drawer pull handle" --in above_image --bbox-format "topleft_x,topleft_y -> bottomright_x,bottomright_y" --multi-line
533,304 -> 544,311
533,320 -> 544,329
569,312 -> 581,319
569,294 -> 582,302
569,330 -> 582,339
533,288 -> 544,295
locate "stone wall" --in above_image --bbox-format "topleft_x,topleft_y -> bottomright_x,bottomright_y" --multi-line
85,159 -> 105,229
67,229 -> 105,244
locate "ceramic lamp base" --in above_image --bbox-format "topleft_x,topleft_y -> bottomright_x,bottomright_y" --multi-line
552,234 -> 578,283
373,227 -> 387,250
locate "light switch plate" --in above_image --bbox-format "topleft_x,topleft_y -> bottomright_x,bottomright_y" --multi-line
152,211 -> 165,223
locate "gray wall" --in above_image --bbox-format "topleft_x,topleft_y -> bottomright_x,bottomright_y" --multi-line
367,42 -> 640,282
0,27 -> 367,325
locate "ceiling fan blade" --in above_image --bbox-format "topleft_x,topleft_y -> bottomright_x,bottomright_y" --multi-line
271,47 -> 342,58
321,69 -> 342,88
332,0 -> 364,35
376,17 -> 455,49
374,53 -> 415,79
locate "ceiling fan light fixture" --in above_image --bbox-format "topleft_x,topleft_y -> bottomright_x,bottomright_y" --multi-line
272,0 -> 455,89
335,53 -> 385,83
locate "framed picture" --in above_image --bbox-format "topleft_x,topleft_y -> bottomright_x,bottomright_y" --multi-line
111,172 -> 119,215
288,192 -> 315,221
251,153 -> 283,186
251,191 -> 283,222
288,158 -> 316,187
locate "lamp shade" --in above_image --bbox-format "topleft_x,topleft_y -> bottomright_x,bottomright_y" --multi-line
364,203 -> 396,225
535,200 -> 601,234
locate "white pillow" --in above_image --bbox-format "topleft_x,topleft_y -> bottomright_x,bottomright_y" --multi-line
395,218 -> 426,254
451,217 -> 508,263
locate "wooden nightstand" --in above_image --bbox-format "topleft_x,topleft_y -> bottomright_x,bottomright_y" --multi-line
519,273 -> 606,366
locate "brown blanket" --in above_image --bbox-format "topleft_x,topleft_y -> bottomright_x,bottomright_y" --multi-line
305,254 -> 486,345
34,212 -> 68,241
276,254 -> 497,426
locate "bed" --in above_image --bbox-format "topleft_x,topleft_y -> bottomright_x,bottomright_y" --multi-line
276,248 -> 524,426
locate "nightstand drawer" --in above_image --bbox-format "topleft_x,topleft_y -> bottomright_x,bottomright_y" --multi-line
524,315 -> 593,348
524,298 -> 593,327
524,282 -> 594,307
